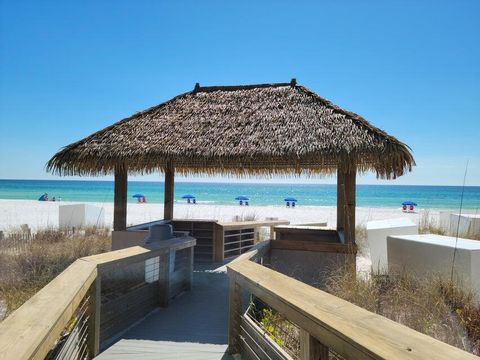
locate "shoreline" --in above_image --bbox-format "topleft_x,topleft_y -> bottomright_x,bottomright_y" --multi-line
0,198 -> 466,231
1,180 -> 479,211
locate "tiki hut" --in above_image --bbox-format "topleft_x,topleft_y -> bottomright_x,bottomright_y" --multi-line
47,79 -> 414,243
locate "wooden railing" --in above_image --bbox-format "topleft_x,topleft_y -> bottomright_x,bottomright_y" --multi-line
0,236 -> 195,360
226,242 -> 478,360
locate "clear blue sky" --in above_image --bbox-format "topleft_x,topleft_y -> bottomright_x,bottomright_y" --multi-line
0,0 -> 479,186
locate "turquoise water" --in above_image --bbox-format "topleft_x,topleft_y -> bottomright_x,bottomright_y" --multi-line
0,179 -> 479,210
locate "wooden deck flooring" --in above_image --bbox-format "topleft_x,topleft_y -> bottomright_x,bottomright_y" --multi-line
95,264 -> 234,360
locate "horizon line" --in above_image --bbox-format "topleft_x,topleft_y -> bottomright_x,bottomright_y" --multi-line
0,178 -> 479,188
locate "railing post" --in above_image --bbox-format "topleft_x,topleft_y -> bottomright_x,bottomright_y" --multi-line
300,328 -> 329,360
158,251 -> 171,307
87,275 -> 101,357
227,274 -> 242,354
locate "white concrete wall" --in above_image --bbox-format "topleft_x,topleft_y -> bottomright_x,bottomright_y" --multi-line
59,204 -> 105,228
439,211 -> 451,231
449,214 -> 480,237
366,218 -> 418,274
387,234 -> 480,298
439,212 -> 480,237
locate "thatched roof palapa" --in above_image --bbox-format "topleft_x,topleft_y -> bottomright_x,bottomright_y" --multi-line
47,80 -> 414,179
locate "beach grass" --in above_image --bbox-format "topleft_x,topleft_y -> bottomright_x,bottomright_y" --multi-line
257,265 -> 480,356
325,265 -> 480,355
255,226 -> 480,356
419,209 -> 448,235
232,211 -> 259,222
419,210 -> 480,240
0,226 -> 111,319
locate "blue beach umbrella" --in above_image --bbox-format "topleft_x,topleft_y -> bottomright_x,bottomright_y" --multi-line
182,194 -> 196,199
284,197 -> 298,202
402,200 -> 417,206
132,194 -> 145,198
235,195 -> 249,201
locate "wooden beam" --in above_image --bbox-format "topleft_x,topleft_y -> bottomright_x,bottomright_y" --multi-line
87,276 -> 101,356
113,167 -> 128,231
227,260 -> 478,360
336,168 -> 345,232
300,328 -> 329,360
344,167 -> 356,244
0,260 -> 97,360
83,237 -> 195,273
164,162 -> 174,220
270,240 -> 356,253
214,223 -> 225,262
227,275 -> 242,354
337,163 -> 356,245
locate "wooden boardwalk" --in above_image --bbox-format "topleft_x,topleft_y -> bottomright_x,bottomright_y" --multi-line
95,264 -> 233,360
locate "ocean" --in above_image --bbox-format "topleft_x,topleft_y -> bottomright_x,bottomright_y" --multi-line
0,179 -> 479,210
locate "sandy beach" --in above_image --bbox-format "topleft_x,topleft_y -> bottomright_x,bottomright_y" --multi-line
0,199 -> 444,232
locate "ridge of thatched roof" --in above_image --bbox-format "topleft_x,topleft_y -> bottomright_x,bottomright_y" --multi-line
47,80 -> 415,179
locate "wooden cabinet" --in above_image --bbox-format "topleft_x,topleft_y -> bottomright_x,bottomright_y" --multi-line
172,220 -> 216,262
172,219 -> 289,263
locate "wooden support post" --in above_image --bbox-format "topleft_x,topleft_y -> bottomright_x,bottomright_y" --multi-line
344,167 -> 356,245
87,276 -> 101,357
227,275 -> 242,354
158,252 -> 170,307
336,169 -> 345,232
113,167 -> 128,231
337,163 -> 356,245
300,329 -> 329,360
214,223 -> 225,262
164,162 -> 174,220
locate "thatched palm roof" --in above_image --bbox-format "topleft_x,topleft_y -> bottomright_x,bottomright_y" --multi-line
47,80 -> 414,179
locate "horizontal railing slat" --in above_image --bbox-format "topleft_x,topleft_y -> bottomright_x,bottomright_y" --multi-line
227,260 -> 477,360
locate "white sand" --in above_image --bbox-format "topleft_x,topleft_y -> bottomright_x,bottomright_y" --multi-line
0,199 -> 439,232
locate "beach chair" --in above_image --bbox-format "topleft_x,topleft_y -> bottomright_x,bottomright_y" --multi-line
402,205 -> 407,212
286,201 -> 290,207
292,202 -> 296,208
239,200 -> 243,206
409,205 -> 414,212
245,201 -> 249,206
193,199 -> 196,204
